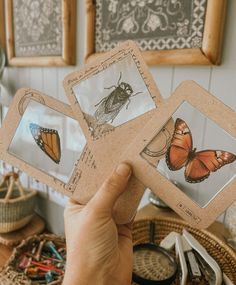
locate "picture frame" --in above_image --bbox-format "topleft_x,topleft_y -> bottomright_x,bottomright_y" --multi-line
85,0 -> 227,65
0,0 -> 5,50
118,81 -> 236,228
4,0 -> 76,66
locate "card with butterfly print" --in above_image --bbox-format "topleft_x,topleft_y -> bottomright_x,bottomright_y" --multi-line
63,40 -> 174,222
119,81 -> 236,228
0,88 -> 102,207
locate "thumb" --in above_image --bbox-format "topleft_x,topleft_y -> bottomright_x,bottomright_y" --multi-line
88,162 -> 132,214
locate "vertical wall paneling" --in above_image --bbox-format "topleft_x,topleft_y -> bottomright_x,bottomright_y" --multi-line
172,66 -> 212,91
150,67 -> 174,99
29,68 -> 43,91
58,68 -> 74,103
42,68 -> 58,97
210,0 -> 236,111
17,68 -> 30,89
6,67 -> 17,96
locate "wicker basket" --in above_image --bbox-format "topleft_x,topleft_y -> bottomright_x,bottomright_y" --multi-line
1,218 -> 235,284
0,172 -> 37,233
0,234 -> 65,285
132,217 -> 236,285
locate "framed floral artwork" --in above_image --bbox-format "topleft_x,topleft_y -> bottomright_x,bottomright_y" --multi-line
85,0 -> 227,65
4,0 -> 76,66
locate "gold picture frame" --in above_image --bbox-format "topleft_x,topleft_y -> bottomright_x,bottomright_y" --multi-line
85,0 -> 227,65
4,0 -> 76,66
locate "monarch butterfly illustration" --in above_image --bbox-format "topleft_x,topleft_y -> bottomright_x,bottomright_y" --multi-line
94,72 -> 142,125
29,123 -> 61,164
166,118 -> 236,183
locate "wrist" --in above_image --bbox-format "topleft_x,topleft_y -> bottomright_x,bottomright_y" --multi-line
63,268 -> 131,285
63,275 -> 130,285
63,271 -> 103,285
63,264 -> 103,285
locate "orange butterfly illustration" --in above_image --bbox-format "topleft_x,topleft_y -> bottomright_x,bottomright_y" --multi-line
29,123 -> 61,164
166,118 -> 236,183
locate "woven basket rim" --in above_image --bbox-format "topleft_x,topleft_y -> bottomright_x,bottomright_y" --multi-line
3,234 -> 65,285
0,187 -> 37,203
6,233 -> 66,266
134,216 -> 236,260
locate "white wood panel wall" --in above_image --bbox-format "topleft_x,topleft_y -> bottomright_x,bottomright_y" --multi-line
1,0 -> 236,234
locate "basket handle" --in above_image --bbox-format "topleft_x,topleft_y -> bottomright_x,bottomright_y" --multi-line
0,172 -> 18,188
2,172 -> 26,202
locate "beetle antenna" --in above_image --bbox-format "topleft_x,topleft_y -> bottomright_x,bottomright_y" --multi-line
104,85 -> 116,90
131,91 -> 142,97
117,72 -> 122,85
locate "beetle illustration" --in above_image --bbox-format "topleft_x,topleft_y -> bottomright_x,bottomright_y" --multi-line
94,72 -> 142,125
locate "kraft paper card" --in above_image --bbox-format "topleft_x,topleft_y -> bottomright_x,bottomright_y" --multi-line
63,40 -> 174,222
118,81 -> 236,228
0,88 -> 101,197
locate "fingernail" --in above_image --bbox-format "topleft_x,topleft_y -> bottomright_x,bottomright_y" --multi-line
116,163 -> 131,177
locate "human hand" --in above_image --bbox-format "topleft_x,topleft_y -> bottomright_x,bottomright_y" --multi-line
63,163 -> 133,285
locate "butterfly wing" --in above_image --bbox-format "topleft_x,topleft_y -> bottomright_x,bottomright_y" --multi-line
166,118 -> 193,170
185,150 -> 236,183
29,123 -> 61,164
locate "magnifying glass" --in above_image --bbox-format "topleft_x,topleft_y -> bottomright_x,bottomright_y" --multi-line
133,221 -> 178,285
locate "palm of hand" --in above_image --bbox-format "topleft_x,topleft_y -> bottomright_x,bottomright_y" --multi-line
63,163 -> 134,285
64,201 -> 133,285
